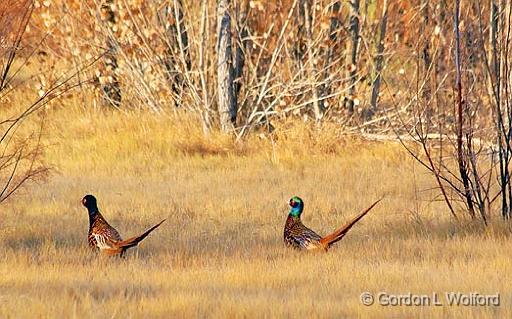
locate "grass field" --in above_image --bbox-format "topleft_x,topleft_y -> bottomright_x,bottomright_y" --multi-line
1,105 -> 511,318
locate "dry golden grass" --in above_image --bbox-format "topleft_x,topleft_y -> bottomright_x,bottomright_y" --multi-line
1,101 -> 512,318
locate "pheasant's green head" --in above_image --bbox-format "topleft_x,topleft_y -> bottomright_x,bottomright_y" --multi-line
289,196 -> 304,217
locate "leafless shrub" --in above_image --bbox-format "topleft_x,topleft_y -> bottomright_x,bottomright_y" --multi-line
0,0 -> 96,203
389,0 -> 512,224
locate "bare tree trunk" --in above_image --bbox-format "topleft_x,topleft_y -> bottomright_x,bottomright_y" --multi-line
234,0 -> 249,101
488,0 -> 510,218
199,0 -> 212,133
434,0 -> 446,117
344,0 -> 360,113
434,0 -> 446,176
454,0 -> 476,218
304,0 -> 322,121
319,1 -> 341,112
157,0 -> 190,107
217,0 -> 237,132
293,0 -> 322,120
294,0 -> 307,65
368,0 -> 388,118
100,0 -> 121,108
503,0 -> 512,220
422,0 -> 432,104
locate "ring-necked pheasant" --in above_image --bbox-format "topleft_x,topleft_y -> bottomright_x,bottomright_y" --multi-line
284,196 -> 382,251
81,194 -> 166,257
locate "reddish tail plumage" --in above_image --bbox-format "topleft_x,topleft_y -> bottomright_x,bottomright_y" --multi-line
319,198 -> 382,248
118,219 -> 166,249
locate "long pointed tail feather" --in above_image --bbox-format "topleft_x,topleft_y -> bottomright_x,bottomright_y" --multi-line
319,198 -> 383,248
118,219 -> 166,249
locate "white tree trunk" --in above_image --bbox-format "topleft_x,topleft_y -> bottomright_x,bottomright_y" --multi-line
199,0 -> 211,133
304,0 -> 323,121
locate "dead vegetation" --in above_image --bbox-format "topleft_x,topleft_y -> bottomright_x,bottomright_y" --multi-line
1,1 -> 512,317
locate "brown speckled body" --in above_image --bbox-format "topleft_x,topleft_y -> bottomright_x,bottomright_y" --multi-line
82,194 -> 165,257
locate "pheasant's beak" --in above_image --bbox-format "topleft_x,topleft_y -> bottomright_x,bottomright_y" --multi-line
81,198 -> 86,206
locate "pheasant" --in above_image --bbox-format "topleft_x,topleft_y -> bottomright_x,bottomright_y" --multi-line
81,194 -> 166,257
284,196 -> 381,251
